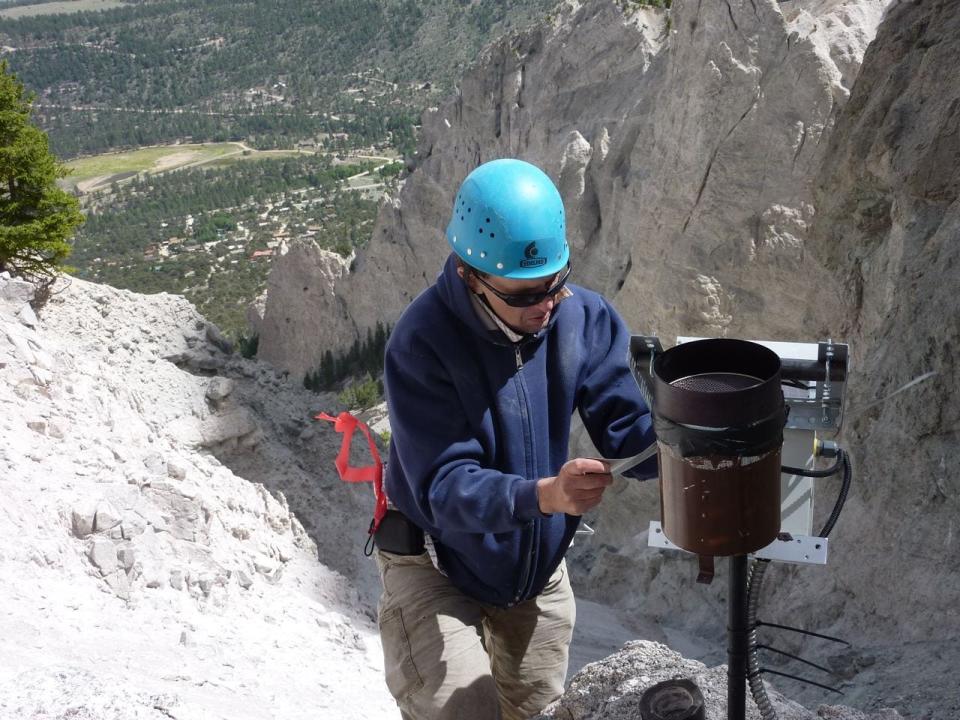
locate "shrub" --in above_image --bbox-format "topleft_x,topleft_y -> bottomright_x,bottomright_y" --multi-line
237,333 -> 259,358
337,376 -> 383,411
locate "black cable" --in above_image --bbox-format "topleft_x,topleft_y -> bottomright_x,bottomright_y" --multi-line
818,450 -> 851,538
781,456 -> 843,478
755,644 -> 834,674
753,669 -> 843,695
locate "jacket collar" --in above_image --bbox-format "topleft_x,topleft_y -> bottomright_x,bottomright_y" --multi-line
436,252 -> 570,345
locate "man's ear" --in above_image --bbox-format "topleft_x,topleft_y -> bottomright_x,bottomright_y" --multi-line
459,266 -> 480,293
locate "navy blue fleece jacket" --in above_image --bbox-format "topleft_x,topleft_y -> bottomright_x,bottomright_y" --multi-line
383,253 -> 656,607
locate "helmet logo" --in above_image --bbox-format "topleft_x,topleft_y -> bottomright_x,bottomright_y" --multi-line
520,241 -> 546,268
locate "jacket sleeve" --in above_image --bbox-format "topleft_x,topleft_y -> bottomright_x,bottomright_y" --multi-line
384,345 -> 544,535
576,297 -> 658,480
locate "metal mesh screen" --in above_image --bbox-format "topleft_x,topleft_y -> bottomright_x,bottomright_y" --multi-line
670,372 -> 761,393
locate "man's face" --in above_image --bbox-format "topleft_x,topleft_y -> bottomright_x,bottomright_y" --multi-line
465,270 -> 562,334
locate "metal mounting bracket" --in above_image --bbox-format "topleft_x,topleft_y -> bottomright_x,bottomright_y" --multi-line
647,521 -> 829,565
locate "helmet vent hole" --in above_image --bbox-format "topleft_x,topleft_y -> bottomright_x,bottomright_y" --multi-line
478,228 -> 483,234
489,233 -> 495,238
485,218 -> 490,223
496,262 -> 504,270
480,251 -> 487,258
466,248 -> 472,255
467,208 -> 471,213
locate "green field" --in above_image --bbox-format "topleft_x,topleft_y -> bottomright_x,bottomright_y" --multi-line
0,0 -> 127,18
203,149 -> 314,168
64,143 -> 243,192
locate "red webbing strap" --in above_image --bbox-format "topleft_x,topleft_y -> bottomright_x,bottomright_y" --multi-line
315,411 -> 388,534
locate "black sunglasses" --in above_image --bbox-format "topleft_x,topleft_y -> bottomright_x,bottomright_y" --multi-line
471,264 -> 572,308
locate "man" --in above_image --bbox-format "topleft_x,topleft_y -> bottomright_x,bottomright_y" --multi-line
378,158 -> 657,719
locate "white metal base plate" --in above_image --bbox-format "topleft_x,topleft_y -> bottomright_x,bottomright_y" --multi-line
647,521 -> 829,565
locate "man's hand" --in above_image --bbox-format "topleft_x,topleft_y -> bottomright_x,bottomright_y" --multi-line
537,458 -> 613,516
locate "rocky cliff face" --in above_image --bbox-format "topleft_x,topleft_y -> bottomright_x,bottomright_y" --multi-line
256,243 -> 351,379
545,2 -> 960,714
260,0 -> 889,377
797,0 -> 958,711
258,0 -> 893,640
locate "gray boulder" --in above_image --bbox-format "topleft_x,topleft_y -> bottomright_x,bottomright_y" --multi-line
70,502 -> 97,538
93,501 -> 122,533
87,538 -> 117,574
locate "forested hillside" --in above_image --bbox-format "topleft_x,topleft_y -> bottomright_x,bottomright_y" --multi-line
0,0 -> 555,157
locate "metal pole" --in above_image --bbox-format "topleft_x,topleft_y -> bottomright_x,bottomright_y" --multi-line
728,555 -> 748,720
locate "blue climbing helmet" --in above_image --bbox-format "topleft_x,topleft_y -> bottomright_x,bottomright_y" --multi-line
445,158 -> 569,279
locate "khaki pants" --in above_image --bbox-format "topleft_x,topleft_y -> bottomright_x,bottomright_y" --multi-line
375,550 -> 575,720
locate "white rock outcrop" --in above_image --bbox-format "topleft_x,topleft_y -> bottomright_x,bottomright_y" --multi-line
0,273 -> 395,719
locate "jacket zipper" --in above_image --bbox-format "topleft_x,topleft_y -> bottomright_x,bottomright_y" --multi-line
511,339 -> 536,603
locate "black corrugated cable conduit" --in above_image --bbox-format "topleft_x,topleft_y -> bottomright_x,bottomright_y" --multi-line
746,450 -> 852,720
815,449 -> 851,540
747,559 -> 774,719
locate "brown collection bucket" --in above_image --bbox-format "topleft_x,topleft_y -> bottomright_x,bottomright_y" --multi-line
650,339 -> 786,561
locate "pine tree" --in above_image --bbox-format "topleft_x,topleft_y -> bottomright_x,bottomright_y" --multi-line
0,61 -> 83,281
